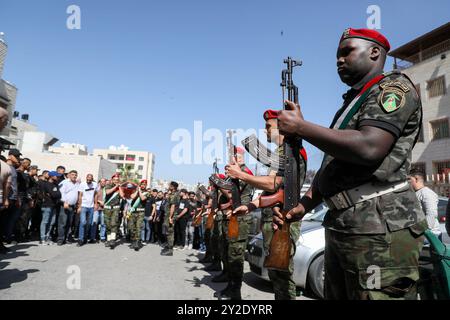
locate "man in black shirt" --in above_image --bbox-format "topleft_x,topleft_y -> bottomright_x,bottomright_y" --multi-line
38,171 -> 62,245
15,158 -> 32,242
154,191 -> 165,246
142,188 -> 157,244
174,189 -> 189,249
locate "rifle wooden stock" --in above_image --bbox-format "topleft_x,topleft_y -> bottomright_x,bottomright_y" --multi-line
205,211 -> 214,230
228,214 -> 239,239
259,189 -> 284,208
263,214 -> 291,271
193,212 -> 203,227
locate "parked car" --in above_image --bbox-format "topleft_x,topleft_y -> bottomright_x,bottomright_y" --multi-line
247,206 -> 327,298
438,197 -> 448,223
247,198 -> 450,300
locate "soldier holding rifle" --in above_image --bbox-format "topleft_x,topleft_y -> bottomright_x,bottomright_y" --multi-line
274,28 -> 427,300
228,109 -> 307,300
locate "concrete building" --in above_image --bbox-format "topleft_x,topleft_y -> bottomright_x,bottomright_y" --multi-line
390,22 -> 450,196
49,143 -> 88,155
0,33 -> 18,140
93,145 -> 155,183
21,151 -> 117,182
6,116 -> 59,152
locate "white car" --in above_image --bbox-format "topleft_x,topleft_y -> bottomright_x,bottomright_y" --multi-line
247,207 -> 327,298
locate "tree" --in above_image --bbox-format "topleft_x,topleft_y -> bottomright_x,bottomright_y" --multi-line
118,165 -> 139,184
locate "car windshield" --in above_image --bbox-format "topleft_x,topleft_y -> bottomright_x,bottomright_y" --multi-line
304,205 -> 328,222
438,198 -> 448,218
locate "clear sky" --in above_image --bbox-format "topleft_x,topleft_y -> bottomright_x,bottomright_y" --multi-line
1,0 -> 449,184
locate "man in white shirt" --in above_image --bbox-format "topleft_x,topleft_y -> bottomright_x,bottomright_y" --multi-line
76,174 -> 97,246
57,170 -> 80,245
408,170 -> 442,239
0,156 -> 12,254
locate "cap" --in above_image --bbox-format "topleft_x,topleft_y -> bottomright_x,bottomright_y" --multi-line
263,109 -> 279,121
340,28 -> 390,52
48,171 -> 62,177
140,179 -> 148,185
29,165 -> 40,171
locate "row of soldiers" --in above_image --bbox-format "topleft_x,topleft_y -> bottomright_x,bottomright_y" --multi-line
159,108 -> 304,300
166,27 -> 438,300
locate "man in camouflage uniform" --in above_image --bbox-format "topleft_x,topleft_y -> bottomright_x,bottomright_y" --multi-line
228,110 -> 307,300
205,175 -> 230,273
103,174 -> 125,250
128,180 -> 149,251
161,181 -> 181,256
218,148 -> 254,300
275,28 -> 428,300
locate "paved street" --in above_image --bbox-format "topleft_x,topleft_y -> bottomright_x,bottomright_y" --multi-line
0,241 -> 313,300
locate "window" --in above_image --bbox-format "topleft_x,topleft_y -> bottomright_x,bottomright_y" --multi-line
126,154 -> 136,161
411,163 -> 426,176
434,161 -> 450,174
117,164 -> 124,169
136,175 -> 143,179
430,118 -> 449,140
139,157 -> 144,162
427,76 -> 446,98
108,154 -> 116,160
138,165 -> 143,170
118,155 -> 124,161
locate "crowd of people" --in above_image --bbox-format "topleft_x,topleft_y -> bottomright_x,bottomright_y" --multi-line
0,149 -> 209,254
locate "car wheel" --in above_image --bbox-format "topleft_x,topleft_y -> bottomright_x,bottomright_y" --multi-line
308,254 -> 324,299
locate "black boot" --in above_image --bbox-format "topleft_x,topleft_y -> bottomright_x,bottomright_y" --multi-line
214,281 -> 232,298
204,261 -> 222,272
212,272 -> 229,283
200,254 -> 213,263
161,247 -> 173,256
218,280 -> 242,300
134,241 -> 140,251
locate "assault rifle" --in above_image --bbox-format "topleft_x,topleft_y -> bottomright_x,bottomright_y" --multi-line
225,130 -> 242,240
263,57 -> 305,272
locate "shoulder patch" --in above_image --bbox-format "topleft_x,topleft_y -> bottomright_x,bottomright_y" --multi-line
378,83 -> 407,113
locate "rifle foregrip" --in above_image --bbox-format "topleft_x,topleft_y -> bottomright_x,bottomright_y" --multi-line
259,189 -> 284,208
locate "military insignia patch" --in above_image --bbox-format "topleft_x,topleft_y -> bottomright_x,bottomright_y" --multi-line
378,87 -> 406,113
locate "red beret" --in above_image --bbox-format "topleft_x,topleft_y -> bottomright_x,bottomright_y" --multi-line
300,147 -> 307,162
236,147 -> 245,155
111,173 -> 120,179
140,180 -> 148,185
340,28 -> 390,52
217,173 -> 226,180
263,109 -> 278,121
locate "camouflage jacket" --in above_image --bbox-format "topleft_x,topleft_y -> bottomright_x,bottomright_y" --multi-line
164,191 -> 180,220
239,164 -> 254,206
318,70 -> 428,234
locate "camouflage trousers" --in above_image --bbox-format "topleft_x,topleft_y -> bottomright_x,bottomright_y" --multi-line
103,207 -> 120,241
211,213 -> 223,263
262,216 -> 301,300
128,211 -> 144,241
164,219 -> 174,251
324,228 -> 424,300
204,228 -> 212,257
219,215 -> 229,274
228,215 -> 252,284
